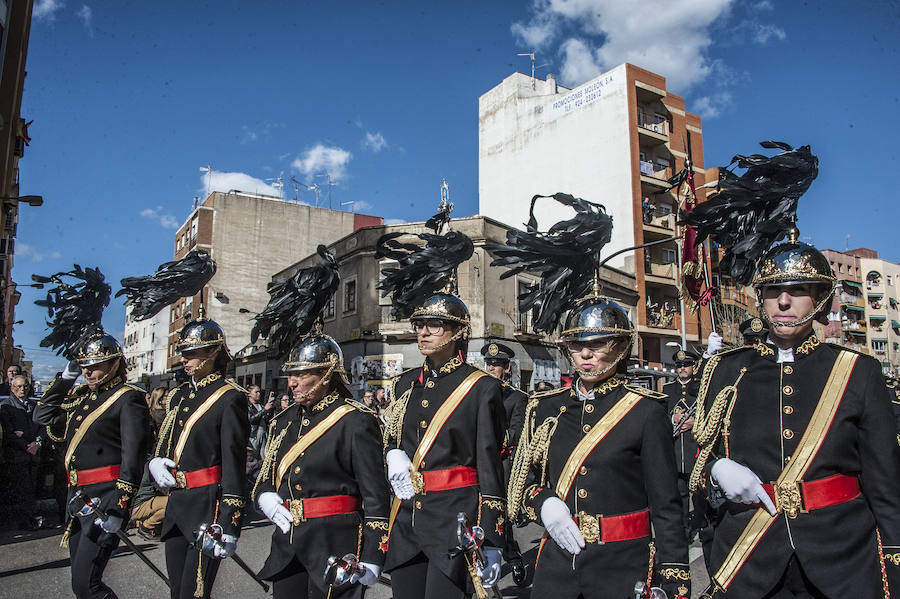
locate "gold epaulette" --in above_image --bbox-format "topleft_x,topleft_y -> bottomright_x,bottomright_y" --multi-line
624,383 -> 666,400
224,378 -> 248,394
528,386 -> 567,400
122,383 -> 144,392
60,385 -> 90,411
345,397 -> 377,415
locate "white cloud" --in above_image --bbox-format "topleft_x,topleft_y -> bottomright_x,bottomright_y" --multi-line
140,206 -> 180,229
31,360 -> 68,383
752,23 -> 786,44
362,131 -> 388,152
291,144 -> 352,181
33,0 -> 64,20
76,4 -> 93,35
692,91 -> 733,119
16,243 -> 61,262
347,200 -> 373,213
511,12 -> 560,49
201,170 -> 283,198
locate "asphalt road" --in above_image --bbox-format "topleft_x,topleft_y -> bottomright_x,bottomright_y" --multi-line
0,517 -> 709,598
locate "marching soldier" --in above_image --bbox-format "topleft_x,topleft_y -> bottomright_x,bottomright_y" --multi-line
252,331 -> 391,598
691,232 -> 900,598
149,310 -> 250,599
508,297 -> 690,599
34,332 -> 150,599
662,349 -> 700,542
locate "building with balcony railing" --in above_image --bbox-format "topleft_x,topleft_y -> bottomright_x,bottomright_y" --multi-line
478,63 -> 711,368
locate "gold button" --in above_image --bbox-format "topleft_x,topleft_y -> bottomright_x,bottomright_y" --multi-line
302,418 -> 310,426
582,424 -> 591,433
75,415 -> 83,421
293,466 -> 301,474
415,501 -> 422,509
425,380 -> 435,388
182,406 -> 189,412
90,394 -> 97,401
584,404 -> 594,413
189,393 -> 195,399
294,484 -> 302,491
783,429 -> 794,439
82,405 -> 89,411
178,420 -> 183,426
783,385 -> 793,396
559,406 -> 567,413
421,400 -> 429,408
577,488 -> 588,499
420,420 -> 428,429
784,456 -> 792,465
783,405 -> 793,415
579,466 -> 588,476
783,365 -> 793,375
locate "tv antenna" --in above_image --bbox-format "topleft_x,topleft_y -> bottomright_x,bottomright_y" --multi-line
265,172 -> 285,199
199,164 -> 212,198
517,50 -> 548,90
318,173 -> 337,209
290,176 -> 321,205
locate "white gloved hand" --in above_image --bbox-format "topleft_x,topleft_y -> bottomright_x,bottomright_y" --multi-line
540,496 -> 585,555
711,458 -> 777,516
62,360 -> 82,380
257,492 -> 292,534
476,547 -> 503,587
149,457 -> 176,490
350,562 -> 382,587
706,332 -> 724,356
386,449 -> 415,500
96,514 -> 123,534
213,533 -> 237,559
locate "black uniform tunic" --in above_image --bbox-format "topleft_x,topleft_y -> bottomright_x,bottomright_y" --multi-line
383,355 -> 507,587
252,390 -> 391,596
500,381 -> 527,460
156,372 -> 249,542
696,333 -> 900,598
35,375 -> 149,520
520,377 -> 689,599
663,378 -> 699,541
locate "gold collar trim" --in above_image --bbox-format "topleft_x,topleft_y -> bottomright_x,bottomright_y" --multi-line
592,377 -> 623,396
754,343 -> 775,358
195,372 -> 222,388
98,376 -> 123,393
311,390 -> 339,412
795,334 -> 821,355
437,355 -> 464,375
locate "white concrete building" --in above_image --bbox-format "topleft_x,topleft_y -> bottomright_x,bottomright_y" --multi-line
123,303 -> 170,382
859,256 -> 900,375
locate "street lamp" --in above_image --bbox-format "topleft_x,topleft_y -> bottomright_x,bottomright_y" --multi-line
1,195 -> 43,207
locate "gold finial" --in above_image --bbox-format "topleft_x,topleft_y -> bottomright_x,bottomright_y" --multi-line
197,304 -> 206,321
592,270 -> 601,299
438,178 -> 453,216
787,227 -> 799,243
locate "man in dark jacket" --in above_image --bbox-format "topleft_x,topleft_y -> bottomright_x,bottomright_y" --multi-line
0,374 -> 42,529
662,349 -> 700,542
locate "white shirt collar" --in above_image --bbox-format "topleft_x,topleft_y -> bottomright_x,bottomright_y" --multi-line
766,336 -> 795,363
575,379 -> 592,402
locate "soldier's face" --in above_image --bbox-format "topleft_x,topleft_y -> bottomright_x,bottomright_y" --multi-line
568,339 -> 623,384
762,284 -> 817,342
677,365 -> 694,380
180,348 -> 215,377
81,358 -> 119,388
484,360 -> 510,380
287,370 -> 327,405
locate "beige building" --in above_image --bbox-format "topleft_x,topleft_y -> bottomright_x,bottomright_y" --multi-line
478,64 -> 713,368
164,190 -> 383,372
235,215 -> 639,395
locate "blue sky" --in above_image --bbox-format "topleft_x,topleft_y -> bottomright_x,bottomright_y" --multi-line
13,0 -> 899,378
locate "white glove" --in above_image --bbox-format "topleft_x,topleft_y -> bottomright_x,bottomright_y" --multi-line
213,533 -> 237,558
711,458 -> 777,516
258,492 -> 292,534
351,562 -> 382,587
540,496 -> 585,555
149,457 -> 176,490
63,360 -> 81,380
476,547 -> 502,587
386,449 -> 415,500
96,514 -> 123,534
706,332 -> 723,356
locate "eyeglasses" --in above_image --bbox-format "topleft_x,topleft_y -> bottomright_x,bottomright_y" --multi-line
412,320 -> 449,334
566,341 -> 615,356
11,383 -> 26,388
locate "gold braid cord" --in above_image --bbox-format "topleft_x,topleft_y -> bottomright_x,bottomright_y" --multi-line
154,405 -> 179,457
252,427 -> 288,500
689,356 -> 747,492
383,379 -> 414,449
507,399 -> 559,519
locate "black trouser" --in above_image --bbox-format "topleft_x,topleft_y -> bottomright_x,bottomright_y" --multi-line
68,516 -> 120,599
1,461 -> 35,527
164,534 -> 221,599
391,553 -> 468,599
761,555 -> 827,599
270,557 -> 364,599
676,473 -> 692,541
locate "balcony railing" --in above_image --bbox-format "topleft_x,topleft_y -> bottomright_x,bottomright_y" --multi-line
640,160 -> 672,180
840,295 -> 864,307
645,213 -> 675,230
647,262 -> 676,279
638,112 -> 669,136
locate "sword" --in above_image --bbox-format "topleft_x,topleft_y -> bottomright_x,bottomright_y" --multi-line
70,491 -> 170,589
447,513 -> 503,599
194,523 -> 269,592
634,581 -> 668,599
323,553 -> 392,590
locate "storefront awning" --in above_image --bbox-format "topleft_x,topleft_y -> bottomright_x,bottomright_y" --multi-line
892,320 -> 900,329
845,330 -> 867,337
870,315 -> 887,321
872,338 -> 888,343
843,305 -> 864,312
868,293 -> 883,298
842,280 -> 862,289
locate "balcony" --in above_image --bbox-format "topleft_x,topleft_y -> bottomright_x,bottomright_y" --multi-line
645,262 -> 677,285
840,295 -> 864,308
842,321 -> 867,333
642,213 -> 675,240
637,111 -> 668,145
639,161 -> 672,187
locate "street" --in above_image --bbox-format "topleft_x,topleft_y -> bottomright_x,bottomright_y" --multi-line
0,511 -> 709,598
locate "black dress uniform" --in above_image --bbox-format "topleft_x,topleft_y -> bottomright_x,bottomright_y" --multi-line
155,372 -> 249,599
34,372 -> 149,599
253,390 -> 391,598
383,354 -> 507,597
663,376 -> 699,540
517,377 -> 689,599
693,334 -> 900,598
499,381 -> 527,464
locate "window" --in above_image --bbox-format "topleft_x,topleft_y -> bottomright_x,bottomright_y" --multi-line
661,248 -> 677,264
324,293 -> 336,320
889,275 -> 894,286
516,277 -> 533,332
191,218 -> 198,239
343,277 -> 357,314
378,260 -> 398,306
657,203 -> 672,217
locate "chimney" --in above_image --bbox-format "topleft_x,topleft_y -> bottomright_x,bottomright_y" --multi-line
546,73 -> 557,94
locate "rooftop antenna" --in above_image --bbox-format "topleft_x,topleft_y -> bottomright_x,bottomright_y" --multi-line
265,172 -> 285,199
340,200 -> 355,212
318,173 -> 336,209
517,50 -> 536,89
290,176 -> 321,206
199,164 -> 212,198
845,234 -> 850,251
